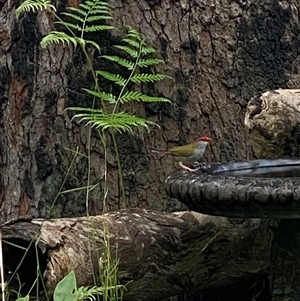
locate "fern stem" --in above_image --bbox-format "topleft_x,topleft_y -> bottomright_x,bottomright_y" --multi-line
112,43 -> 142,115
111,132 -> 127,208
82,47 -> 127,208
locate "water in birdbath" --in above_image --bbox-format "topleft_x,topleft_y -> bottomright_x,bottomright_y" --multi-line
206,158 -> 300,178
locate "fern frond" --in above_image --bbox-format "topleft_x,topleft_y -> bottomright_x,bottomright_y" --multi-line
41,31 -> 100,51
137,58 -> 164,67
68,6 -> 88,16
121,38 -> 141,49
130,73 -> 165,83
71,109 -> 156,132
120,91 -> 170,103
86,0 -> 110,8
85,25 -> 114,32
40,31 -> 80,48
82,88 -> 116,103
62,0 -> 113,37
141,45 -> 156,54
101,55 -> 134,70
86,40 -> 101,52
125,26 -> 141,41
16,0 -> 56,18
61,12 -> 85,23
56,20 -> 82,31
86,15 -> 113,22
97,71 -> 126,86
114,45 -> 138,58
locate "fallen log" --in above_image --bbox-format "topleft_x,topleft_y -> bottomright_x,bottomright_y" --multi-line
2,208 -> 276,301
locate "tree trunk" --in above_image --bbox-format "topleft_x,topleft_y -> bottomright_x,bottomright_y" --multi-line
2,1 -> 300,220
1,2 -> 300,300
2,209 -> 276,301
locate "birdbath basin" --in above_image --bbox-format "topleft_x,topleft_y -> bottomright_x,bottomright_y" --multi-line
207,158 -> 300,178
165,158 -> 300,218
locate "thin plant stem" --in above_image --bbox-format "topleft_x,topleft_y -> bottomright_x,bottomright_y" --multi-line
0,231 -> 5,301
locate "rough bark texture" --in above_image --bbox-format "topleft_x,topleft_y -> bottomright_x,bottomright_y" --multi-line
2,1 -> 300,220
245,89 -> 300,159
2,208 -> 275,301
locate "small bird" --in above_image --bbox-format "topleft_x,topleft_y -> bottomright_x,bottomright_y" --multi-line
149,136 -> 212,171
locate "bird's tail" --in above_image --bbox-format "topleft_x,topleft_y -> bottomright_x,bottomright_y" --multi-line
147,147 -> 167,154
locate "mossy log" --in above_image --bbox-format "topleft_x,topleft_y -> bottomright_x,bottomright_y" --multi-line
2,209 -> 275,301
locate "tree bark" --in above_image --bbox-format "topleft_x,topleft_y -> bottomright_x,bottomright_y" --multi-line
2,208 -> 276,301
2,1 -> 300,220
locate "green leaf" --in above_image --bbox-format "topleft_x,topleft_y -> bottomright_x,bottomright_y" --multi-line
61,12 -> 85,23
86,40 -> 101,52
68,6 -> 88,16
125,26 -> 141,41
137,58 -> 164,67
84,25 -> 114,32
70,109 -> 157,133
130,73 -> 165,83
82,88 -> 116,103
16,0 -> 56,18
56,20 -> 82,31
16,296 -> 30,301
114,45 -> 138,58
53,271 -> 78,301
101,55 -> 134,70
86,15 -> 113,22
273,288 -> 284,295
120,91 -> 170,103
141,45 -> 157,54
97,71 -> 126,86
40,31 -> 79,48
284,286 -> 294,294
121,38 -> 141,49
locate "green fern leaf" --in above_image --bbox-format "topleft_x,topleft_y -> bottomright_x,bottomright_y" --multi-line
141,45 -> 156,54
56,20 -> 82,31
97,71 -> 126,86
130,73 -> 165,83
120,91 -> 170,103
40,31 -> 79,48
88,7 -> 111,15
121,38 -> 141,49
79,111 -> 156,132
68,7 -> 88,16
86,40 -> 101,52
61,12 -> 85,23
114,45 -> 138,58
86,15 -> 112,22
85,0 -> 109,8
16,0 -> 56,18
101,55 -> 134,70
125,26 -> 141,41
137,58 -> 164,67
79,3 -> 93,11
85,25 -> 114,32
98,91 -> 116,103
82,88 -> 116,103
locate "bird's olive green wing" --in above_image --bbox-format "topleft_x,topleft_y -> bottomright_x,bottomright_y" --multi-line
167,143 -> 195,157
